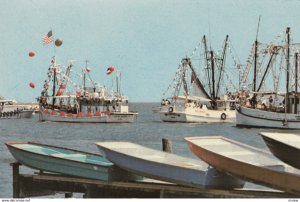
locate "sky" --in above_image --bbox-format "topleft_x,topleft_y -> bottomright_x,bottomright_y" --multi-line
0,0 -> 300,102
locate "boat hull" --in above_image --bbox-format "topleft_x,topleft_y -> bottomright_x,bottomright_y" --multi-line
39,107 -> 137,123
159,108 -> 235,123
6,142 -> 140,181
0,110 -> 34,119
236,106 -> 300,129
260,132 -> 300,170
185,136 -> 300,195
96,142 -> 244,189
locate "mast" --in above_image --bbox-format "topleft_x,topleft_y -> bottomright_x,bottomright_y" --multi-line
211,51 -> 215,100
295,52 -> 298,114
52,56 -> 57,108
216,35 -> 229,98
83,60 -> 88,91
203,35 -> 212,96
253,16 -> 261,92
256,47 -> 278,92
285,27 -> 290,114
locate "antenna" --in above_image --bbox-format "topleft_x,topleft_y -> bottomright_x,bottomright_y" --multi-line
253,15 -> 261,92
255,15 -> 261,41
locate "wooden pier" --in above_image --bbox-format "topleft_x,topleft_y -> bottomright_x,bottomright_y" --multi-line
10,162 -> 299,198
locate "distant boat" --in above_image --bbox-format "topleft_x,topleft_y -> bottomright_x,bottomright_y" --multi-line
0,99 -> 34,119
260,132 -> 300,170
236,27 -> 300,129
6,141 -> 140,181
160,35 -> 240,123
185,136 -> 300,194
95,141 -> 245,189
38,57 -> 138,123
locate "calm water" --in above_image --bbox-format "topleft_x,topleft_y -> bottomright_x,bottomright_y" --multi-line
0,103 -> 298,198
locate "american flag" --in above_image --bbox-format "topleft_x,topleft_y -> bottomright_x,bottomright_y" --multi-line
42,30 -> 53,45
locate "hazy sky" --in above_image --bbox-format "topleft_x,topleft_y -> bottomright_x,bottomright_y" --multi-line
1,0 -> 299,102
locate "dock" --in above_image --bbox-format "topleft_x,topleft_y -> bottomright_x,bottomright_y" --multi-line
10,162 -> 299,198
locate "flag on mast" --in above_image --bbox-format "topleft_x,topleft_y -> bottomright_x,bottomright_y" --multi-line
42,30 -> 54,45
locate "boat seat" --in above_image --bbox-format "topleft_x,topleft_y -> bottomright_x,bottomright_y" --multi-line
51,153 -> 87,161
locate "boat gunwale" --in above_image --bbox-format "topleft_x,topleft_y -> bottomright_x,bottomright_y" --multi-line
260,132 -> 300,151
236,106 -> 300,123
5,141 -> 113,167
95,142 -> 208,171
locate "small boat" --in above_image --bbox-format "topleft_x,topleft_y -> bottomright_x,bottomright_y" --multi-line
185,136 -> 300,194
5,141 -> 140,181
260,132 -> 300,170
95,141 -> 245,189
0,99 -> 35,119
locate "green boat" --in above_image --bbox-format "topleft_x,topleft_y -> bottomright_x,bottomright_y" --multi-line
6,141 -> 140,181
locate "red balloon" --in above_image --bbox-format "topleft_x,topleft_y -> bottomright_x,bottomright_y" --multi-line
29,82 -> 35,88
106,66 -> 115,75
60,84 -> 66,90
56,89 -> 63,96
28,51 -> 35,57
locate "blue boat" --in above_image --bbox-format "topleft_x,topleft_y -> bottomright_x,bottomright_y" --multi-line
96,141 -> 245,189
6,141 -> 140,181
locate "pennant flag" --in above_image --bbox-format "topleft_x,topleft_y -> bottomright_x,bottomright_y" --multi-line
106,66 -> 115,75
42,30 -> 54,45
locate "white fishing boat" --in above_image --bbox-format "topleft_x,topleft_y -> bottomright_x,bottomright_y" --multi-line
95,141 -> 245,189
260,132 -> 300,170
236,27 -> 300,129
38,57 -> 138,123
160,35 -> 240,123
185,136 -> 300,195
0,99 -> 34,119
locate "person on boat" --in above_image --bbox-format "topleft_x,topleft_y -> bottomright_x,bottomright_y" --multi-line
269,95 -> 273,110
250,96 -> 257,109
161,99 -> 166,106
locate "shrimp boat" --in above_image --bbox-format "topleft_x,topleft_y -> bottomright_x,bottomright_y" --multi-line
5,141 -> 140,181
38,57 -> 138,123
236,27 -> 300,129
0,98 -> 34,119
160,35 -> 240,123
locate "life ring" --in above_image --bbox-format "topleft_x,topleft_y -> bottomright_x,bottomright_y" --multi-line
168,107 -> 174,113
220,113 -> 226,120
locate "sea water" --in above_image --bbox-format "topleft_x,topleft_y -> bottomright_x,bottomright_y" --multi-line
0,103 -> 297,198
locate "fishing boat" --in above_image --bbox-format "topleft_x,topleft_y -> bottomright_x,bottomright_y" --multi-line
38,57 -> 138,123
260,132 -> 300,170
5,141 -> 140,181
159,35 -> 240,123
0,99 -> 34,119
236,26 -> 300,129
185,136 -> 300,194
95,141 -> 245,189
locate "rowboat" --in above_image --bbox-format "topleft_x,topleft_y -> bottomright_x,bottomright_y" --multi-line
185,136 -> 300,194
95,141 -> 245,189
260,132 -> 300,170
6,141 -> 140,181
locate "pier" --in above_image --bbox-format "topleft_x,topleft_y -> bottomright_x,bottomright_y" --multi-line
10,162 -> 298,198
